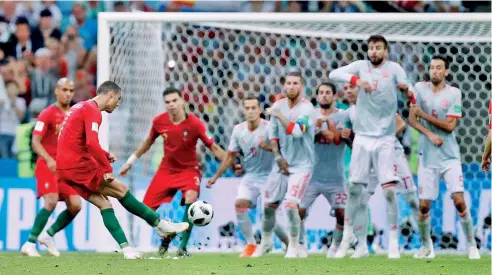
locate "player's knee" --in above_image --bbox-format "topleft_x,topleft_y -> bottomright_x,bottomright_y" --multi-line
452,193 -> 467,213
419,200 -> 431,215
334,208 -> 345,224
234,199 -> 250,211
43,194 -> 59,211
67,197 -> 82,215
98,200 -> 113,210
348,183 -> 362,197
284,200 -> 298,210
298,208 -> 307,220
184,190 -> 198,204
382,185 -> 397,202
265,203 -> 279,210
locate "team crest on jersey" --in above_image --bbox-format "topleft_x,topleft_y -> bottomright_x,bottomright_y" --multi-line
442,99 -> 449,109
183,130 -> 188,137
381,70 -> 389,78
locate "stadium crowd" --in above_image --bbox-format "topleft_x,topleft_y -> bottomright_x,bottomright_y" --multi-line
0,0 -> 489,167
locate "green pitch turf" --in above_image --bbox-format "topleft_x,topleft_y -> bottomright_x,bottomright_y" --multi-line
1,252 -> 490,275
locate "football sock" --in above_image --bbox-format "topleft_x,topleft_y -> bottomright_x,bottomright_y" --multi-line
333,224 -> 344,246
119,191 -> 160,226
418,211 -> 431,248
383,185 -> 398,233
403,192 -> 420,231
179,204 -> 193,249
458,209 -> 477,248
28,208 -> 52,243
47,210 -> 76,237
299,221 -> 306,245
236,206 -> 255,245
101,208 -> 129,248
285,202 -> 301,244
262,206 -> 276,237
274,223 -> 289,246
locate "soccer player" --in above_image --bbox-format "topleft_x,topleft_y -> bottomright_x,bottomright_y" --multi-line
408,55 -> 480,260
207,95 -> 289,257
57,81 -> 188,259
481,99 -> 491,172
253,71 -> 316,258
20,78 -> 80,257
329,34 -> 415,259
119,87 -> 226,257
297,82 -> 349,258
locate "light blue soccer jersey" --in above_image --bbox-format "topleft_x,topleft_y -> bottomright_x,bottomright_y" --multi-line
269,98 -> 316,173
311,108 -> 349,183
415,82 -> 462,169
228,119 -> 274,181
329,60 -> 415,137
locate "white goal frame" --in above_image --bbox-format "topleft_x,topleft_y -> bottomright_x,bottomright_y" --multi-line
96,12 -> 490,151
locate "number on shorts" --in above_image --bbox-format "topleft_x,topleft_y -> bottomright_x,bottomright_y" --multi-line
289,184 -> 300,198
335,193 -> 347,205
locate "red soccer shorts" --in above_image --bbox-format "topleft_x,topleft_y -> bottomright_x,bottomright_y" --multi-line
35,159 -> 78,200
143,169 -> 201,209
57,164 -> 105,200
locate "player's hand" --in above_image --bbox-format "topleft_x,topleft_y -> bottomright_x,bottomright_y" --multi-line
481,158 -> 490,172
341,128 -> 352,139
356,79 -> 372,93
119,163 -> 132,177
409,104 -> 422,117
427,133 -> 444,147
321,129 -> 334,143
397,82 -> 409,93
108,152 -> 117,163
104,172 -> 115,183
47,158 -> 57,173
276,157 -> 290,175
259,141 -> 270,151
206,176 -> 218,188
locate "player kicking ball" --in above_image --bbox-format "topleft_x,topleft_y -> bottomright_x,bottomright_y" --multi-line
253,71 -> 316,258
207,95 -> 289,258
298,82 -> 350,258
21,78 -> 81,257
119,87 -> 226,258
329,35 -> 416,259
409,55 -> 480,260
56,81 -> 188,259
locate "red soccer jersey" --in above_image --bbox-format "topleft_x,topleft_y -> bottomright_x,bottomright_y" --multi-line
56,100 -> 112,172
149,112 -> 214,173
32,104 -> 66,159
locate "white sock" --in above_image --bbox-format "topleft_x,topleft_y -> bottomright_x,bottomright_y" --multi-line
383,185 -> 398,231
299,221 -> 306,245
458,209 -> 477,248
403,192 -> 420,231
418,212 -> 431,248
345,183 -> 364,228
333,224 -> 343,246
262,206 -> 276,236
236,207 -> 255,244
285,202 -> 301,245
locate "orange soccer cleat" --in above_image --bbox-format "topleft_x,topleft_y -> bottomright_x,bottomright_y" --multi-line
239,244 -> 257,258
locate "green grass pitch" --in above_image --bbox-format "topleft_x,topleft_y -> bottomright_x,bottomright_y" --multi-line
1,252 -> 490,275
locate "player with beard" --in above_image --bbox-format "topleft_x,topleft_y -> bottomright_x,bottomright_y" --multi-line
329,35 -> 416,259
297,82 -> 350,258
409,55 -> 480,260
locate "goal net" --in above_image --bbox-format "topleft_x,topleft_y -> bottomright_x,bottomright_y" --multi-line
97,13 -> 491,253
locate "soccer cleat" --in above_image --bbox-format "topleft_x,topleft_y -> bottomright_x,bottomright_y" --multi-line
351,244 -> 369,259
156,219 -> 189,237
251,235 -> 273,257
297,244 -> 308,258
468,246 -> 481,260
20,242 -> 41,257
387,237 -> 400,259
239,244 -> 256,258
123,247 -> 143,259
413,243 -> 435,259
326,244 -> 338,258
284,244 -> 299,258
158,236 -> 173,255
177,247 -> 191,258
38,232 -> 60,257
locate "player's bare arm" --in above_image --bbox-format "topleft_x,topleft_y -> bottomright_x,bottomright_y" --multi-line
209,143 -> 226,161
413,104 -> 458,133
395,113 -> 406,136
119,135 -> 155,177
270,138 -> 289,175
409,104 -> 444,147
207,152 -> 235,188
31,135 -> 56,172
482,131 -> 491,172
258,141 -> 273,152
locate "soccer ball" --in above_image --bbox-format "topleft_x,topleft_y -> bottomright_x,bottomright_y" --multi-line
188,201 -> 214,226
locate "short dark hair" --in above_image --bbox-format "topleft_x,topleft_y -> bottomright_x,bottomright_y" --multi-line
97,81 -> 121,95
431,55 -> 450,69
15,17 -> 29,26
285,71 -> 304,84
162,87 -> 182,98
243,94 -> 260,106
40,9 -> 52,18
367,34 -> 388,49
316,82 -> 337,95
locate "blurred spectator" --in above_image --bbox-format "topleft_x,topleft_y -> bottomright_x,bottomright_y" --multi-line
0,80 -> 26,158
29,47 -> 57,108
70,3 -> 97,51
60,25 -> 86,80
0,16 -> 10,43
38,9 -> 61,41
32,1 -> 62,27
73,69 -> 95,102
130,1 -> 154,12
330,1 -> 362,12
0,1 -> 33,31
114,1 -> 129,12
86,1 -> 106,21
240,1 -> 277,12
2,17 -> 43,63
45,38 -> 68,78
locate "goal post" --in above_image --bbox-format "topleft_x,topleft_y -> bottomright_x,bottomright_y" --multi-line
96,12 -> 491,253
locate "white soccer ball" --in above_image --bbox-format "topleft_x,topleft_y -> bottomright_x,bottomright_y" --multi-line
188,201 -> 214,226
